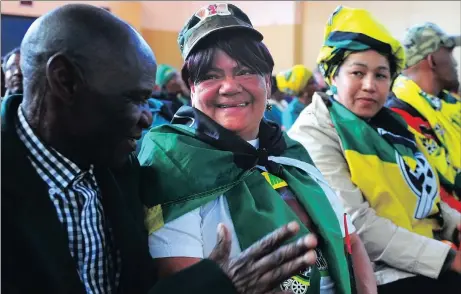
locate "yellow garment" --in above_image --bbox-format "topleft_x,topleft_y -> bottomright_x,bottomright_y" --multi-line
261,171 -> 288,189
411,125 -> 459,194
315,6 -> 439,237
452,92 -> 461,102
317,6 -> 405,85
276,65 -> 312,96
328,99 -> 441,238
440,91 -> 461,127
393,75 -> 461,184
346,151 -> 440,237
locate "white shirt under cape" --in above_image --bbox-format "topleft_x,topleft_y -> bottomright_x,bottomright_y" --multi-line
148,139 -> 356,294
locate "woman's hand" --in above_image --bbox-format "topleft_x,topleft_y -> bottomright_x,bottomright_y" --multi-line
349,233 -> 377,294
450,224 -> 461,274
209,221 -> 318,294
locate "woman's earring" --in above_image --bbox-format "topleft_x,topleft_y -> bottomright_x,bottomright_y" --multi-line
266,102 -> 273,111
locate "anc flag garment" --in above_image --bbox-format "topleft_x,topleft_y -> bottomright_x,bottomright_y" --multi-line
392,75 -> 461,196
328,98 -> 442,238
387,98 -> 461,212
139,106 -> 352,294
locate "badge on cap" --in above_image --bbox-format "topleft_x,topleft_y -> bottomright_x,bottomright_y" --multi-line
195,3 -> 231,21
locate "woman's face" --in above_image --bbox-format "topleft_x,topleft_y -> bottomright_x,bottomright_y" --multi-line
190,49 -> 270,141
333,50 -> 392,118
299,76 -> 319,105
166,72 -> 190,96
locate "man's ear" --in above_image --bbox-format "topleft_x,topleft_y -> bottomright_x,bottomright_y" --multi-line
46,53 -> 84,105
427,54 -> 437,69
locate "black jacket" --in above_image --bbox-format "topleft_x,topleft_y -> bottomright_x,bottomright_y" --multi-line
1,95 -> 236,294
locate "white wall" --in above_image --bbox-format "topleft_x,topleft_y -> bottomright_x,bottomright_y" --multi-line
140,1 -> 297,31
1,1 -> 109,17
302,1 -> 461,79
3,1 -> 459,78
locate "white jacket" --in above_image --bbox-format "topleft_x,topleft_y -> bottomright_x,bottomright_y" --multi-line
287,93 -> 460,285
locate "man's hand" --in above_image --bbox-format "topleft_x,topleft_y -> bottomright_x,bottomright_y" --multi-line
209,222 -> 318,294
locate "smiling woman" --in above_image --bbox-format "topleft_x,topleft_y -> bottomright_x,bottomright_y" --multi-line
138,3 -> 375,294
183,33 -> 273,140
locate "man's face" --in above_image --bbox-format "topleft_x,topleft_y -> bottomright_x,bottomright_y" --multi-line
63,47 -> 157,167
4,52 -> 23,95
432,46 -> 459,93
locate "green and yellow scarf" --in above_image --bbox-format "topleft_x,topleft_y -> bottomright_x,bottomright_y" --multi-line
328,97 -> 442,238
139,106 -> 352,294
393,75 -> 461,192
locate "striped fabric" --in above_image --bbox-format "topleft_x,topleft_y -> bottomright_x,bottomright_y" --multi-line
16,106 -> 121,293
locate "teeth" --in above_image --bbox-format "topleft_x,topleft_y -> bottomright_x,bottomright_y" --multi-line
217,103 -> 248,108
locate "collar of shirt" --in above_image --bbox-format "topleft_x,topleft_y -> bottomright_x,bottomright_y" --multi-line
15,105 -> 94,192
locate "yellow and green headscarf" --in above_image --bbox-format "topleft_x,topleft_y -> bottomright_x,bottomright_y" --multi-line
275,65 -> 312,96
323,7 -> 442,240
317,6 -> 405,86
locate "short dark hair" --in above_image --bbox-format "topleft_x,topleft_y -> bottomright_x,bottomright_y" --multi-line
2,47 -> 20,73
182,32 -> 274,86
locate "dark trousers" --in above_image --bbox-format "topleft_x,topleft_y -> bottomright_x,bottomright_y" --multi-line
378,272 -> 461,294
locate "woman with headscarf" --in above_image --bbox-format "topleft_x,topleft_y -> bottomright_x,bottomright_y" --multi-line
139,3 -> 376,294
276,65 -> 318,130
288,6 -> 461,293
264,75 -> 289,128
154,64 -> 191,113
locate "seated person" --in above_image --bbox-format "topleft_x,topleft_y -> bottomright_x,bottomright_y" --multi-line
136,97 -> 173,154
387,22 -> 461,212
2,4 -> 331,294
140,3 -> 376,294
278,65 -> 319,130
2,47 -> 23,97
264,75 -> 289,127
288,6 -> 461,294
155,64 -> 191,114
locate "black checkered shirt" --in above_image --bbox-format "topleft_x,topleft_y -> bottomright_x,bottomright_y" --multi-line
16,106 -> 121,293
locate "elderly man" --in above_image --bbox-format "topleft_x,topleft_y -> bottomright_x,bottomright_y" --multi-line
387,22 -> 461,212
2,47 -> 23,97
2,4 -> 318,294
